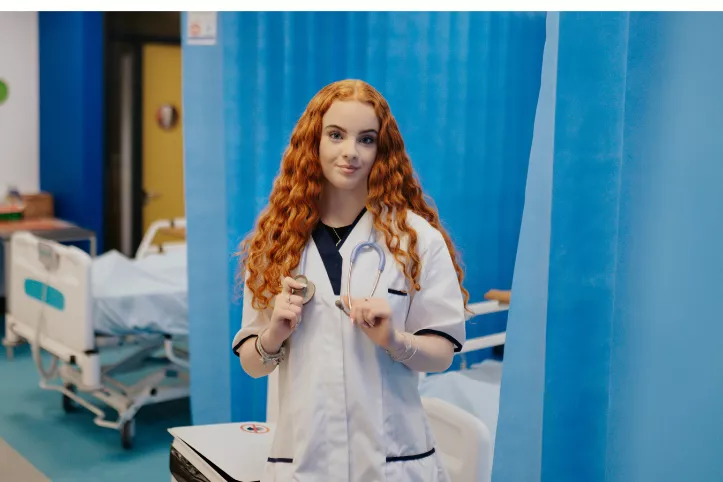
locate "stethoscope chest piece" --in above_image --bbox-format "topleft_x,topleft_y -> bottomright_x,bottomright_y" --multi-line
293,274 -> 315,304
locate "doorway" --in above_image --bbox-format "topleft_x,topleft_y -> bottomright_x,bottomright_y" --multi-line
104,12 -> 184,256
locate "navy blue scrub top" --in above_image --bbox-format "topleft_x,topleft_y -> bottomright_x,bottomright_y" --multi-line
311,207 -> 367,296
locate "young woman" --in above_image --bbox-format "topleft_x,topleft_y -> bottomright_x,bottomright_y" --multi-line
232,79 -> 469,481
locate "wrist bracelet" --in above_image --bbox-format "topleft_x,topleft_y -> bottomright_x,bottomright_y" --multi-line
255,329 -> 286,366
388,331 -> 418,363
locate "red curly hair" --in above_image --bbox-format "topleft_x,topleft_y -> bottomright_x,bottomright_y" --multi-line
237,79 -> 470,312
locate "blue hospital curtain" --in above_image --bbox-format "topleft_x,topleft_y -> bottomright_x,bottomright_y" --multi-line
493,11 -> 723,482
182,12 -> 545,425
491,12 -> 558,482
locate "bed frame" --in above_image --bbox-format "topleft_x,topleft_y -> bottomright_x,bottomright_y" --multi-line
2,218 -> 190,449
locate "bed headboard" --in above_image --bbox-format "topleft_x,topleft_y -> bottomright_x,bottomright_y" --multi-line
8,232 -> 94,353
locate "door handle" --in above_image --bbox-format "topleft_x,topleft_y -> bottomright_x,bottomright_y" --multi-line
143,190 -> 162,206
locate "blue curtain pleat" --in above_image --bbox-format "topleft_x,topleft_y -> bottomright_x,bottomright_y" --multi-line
491,12 -> 559,482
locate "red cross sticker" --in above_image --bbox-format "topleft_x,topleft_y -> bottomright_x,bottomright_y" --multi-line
240,423 -> 270,434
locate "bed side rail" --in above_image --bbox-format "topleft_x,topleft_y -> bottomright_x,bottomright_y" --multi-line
135,218 -> 187,259
459,299 -> 509,355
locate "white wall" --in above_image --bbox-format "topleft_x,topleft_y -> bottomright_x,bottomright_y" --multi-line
0,12 -> 39,196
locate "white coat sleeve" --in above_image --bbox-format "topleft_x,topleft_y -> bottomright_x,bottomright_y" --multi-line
405,231 -> 467,353
231,280 -> 270,357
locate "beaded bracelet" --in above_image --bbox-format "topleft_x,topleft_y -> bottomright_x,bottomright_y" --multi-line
255,329 -> 286,366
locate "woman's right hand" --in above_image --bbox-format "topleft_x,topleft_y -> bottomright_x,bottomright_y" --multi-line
262,276 -> 306,352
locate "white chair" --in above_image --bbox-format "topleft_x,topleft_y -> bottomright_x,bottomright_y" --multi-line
422,396 -> 493,482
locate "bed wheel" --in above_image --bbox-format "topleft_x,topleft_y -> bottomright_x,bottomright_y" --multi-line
62,384 -> 77,413
121,420 -> 135,450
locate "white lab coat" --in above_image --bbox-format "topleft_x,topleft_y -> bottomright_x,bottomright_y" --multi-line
232,210 -> 466,482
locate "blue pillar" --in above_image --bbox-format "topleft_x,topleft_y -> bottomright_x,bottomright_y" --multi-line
38,12 -> 104,252
181,12 -> 268,424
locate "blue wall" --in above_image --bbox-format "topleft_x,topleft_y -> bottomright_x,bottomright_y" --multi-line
182,11 -> 546,424
494,11 -> 723,482
38,12 -> 105,252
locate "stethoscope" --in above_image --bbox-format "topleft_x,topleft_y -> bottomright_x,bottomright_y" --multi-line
335,240 -> 386,314
290,228 -> 387,320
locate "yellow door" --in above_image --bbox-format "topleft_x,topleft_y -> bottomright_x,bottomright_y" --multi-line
142,44 -> 185,235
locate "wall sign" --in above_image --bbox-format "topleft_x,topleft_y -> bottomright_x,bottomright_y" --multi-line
187,12 -> 217,46
0,79 -> 8,105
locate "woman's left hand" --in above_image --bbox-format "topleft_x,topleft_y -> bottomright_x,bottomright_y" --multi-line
343,296 -> 395,350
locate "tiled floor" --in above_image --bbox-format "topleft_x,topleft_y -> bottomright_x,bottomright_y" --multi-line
0,335 -> 191,482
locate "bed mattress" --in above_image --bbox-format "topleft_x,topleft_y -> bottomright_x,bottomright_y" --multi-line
91,248 -> 188,336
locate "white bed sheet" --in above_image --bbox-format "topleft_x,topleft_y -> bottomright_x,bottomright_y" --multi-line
91,248 -> 188,336
419,359 -> 502,448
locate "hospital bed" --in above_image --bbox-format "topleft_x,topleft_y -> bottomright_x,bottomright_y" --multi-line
167,294 -> 510,482
419,293 -> 509,481
2,218 -> 190,449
